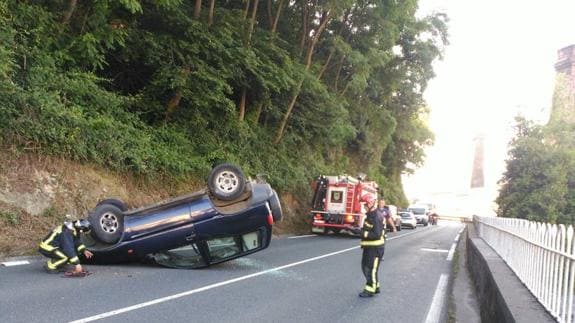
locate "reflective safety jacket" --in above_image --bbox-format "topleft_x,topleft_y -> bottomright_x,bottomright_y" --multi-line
360,209 -> 385,248
39,225 -> 87,264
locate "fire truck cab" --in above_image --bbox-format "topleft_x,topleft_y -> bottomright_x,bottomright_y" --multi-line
310,175 -> 379,235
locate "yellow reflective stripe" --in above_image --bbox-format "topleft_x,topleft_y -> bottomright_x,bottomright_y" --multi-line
371,257 -> 379,290
360,238 -> 385,247
77,245 -> 86,252
364,285 -> 376,293
363,231 -> 368,238
54,250 -> 66,258
39,243 -> 55,251
51,256 -> 68,267
41,226 -> 62,250
69,257 -> 79,264
364,222 -> 373,228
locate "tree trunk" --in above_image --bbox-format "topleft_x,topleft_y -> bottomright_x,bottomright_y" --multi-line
319,9 -> 350,80
298,4 -> 308,58
274,79 -> 304,144
243,0 -> 251,20
194,0 -> 202,19
334,54 -> 346,91
253,101 -> 264,124
317,50 -> 334,80
165,66 -> 191,120
208,0 -> 216,26
274,10 -> 333,144
267,0 -> 274,28
61,0 -> 78,25
238,87 -> 247,121
247,0 -> 260,45
271,0 -> 284,34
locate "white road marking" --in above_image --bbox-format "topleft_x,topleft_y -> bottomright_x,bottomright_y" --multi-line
424,274 -> 449,323
446,243 -> 457,261
70,228 -> 425,322
421,248 -> 449,253
1,260 -> 30,267
288,234 -> 317,239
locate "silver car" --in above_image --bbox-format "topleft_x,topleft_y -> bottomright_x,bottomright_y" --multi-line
399,211 -> 417,229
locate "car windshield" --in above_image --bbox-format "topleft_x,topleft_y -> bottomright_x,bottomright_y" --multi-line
400,213 -> 412,218
410,208 -> 426,215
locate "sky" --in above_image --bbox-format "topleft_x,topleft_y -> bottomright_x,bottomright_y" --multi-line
402,0 -> 575,214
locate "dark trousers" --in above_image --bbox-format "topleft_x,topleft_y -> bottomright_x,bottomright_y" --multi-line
361,246 -> 385,293
38,248 -> 69,270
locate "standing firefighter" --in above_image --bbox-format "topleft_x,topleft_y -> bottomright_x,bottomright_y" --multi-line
358,194 -> 386,297
38,219 -> 93,277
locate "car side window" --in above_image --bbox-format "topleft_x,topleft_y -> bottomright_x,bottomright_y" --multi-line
207,231 -> 262,261
151,243 -> 207,269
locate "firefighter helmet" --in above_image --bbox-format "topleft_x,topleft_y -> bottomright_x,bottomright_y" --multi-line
360,194 -> 376,206
73,219 -> 92,233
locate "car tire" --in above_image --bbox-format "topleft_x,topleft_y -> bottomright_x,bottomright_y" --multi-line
96,198 -> 128,212
208,163 -> 247,201
89,204 -> 124,244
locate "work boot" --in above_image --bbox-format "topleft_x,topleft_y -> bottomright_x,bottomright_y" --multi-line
358,290 -> 375,298
375,287 -> 380,294
43,264 -> 63,274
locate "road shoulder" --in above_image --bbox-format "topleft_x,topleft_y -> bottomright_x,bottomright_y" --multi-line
448,226 -> 481,323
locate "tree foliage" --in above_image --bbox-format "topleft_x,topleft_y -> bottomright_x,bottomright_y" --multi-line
497,114 -> 575,224
0,0 -> 447,207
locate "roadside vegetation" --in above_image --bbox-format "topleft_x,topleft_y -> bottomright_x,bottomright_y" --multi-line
0,1 -> 447,256
496,75 -> 575,225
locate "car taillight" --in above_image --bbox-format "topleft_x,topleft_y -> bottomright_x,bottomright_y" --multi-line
344,215 -> 355,223
265,202 -> 274,225
314,213 -> 323,220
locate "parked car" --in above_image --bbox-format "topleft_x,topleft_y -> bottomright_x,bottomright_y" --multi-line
408,205 -> 429,226
399,211 -> 417,229
386,205 -> 401,232
81,163 -> 282,269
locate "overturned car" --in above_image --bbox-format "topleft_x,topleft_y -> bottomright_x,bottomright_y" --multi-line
82,164 -> 282,269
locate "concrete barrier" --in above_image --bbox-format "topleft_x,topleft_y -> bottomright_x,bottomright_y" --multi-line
466,223 -> 556,323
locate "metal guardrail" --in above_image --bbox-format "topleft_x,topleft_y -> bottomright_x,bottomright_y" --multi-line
474,215 -> 575,323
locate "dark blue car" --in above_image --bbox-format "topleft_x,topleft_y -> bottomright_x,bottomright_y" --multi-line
82,164 -> 282,268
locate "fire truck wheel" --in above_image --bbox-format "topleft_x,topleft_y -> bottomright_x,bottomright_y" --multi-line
331,228 -> 341,234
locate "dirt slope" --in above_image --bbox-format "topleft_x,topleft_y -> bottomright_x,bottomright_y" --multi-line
0,151 -> 308,258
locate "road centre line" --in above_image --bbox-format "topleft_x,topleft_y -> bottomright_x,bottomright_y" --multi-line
424,274 -> 449,323
70,229 -> 423,322
288,234 -> 316,239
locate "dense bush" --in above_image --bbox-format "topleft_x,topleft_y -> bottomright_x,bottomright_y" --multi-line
0,1 -> 447,207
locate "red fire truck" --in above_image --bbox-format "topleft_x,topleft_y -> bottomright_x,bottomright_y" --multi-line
310,175 -> 379,235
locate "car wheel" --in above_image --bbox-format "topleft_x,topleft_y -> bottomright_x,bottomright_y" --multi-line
96,198 -> 128,212
89,204 -> 124,244
208,163 -> 247,201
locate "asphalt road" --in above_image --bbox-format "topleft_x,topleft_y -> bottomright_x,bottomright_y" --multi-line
0,221 -> 464,323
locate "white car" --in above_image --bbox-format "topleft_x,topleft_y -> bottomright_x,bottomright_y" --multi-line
408,205 -> 430,226
399,211 -> 417,229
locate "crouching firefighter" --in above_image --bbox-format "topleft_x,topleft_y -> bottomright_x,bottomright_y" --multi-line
38,219 -> 93,276
358,194 -> 386,297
